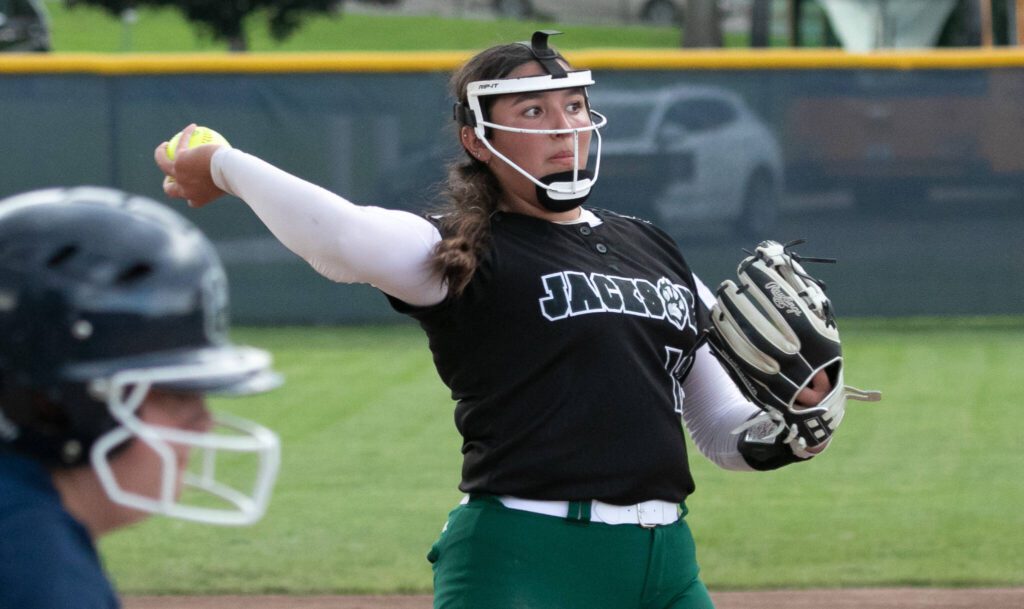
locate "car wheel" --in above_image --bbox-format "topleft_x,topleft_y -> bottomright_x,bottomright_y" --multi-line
641,0 -> 681,25
494,0 -> 533,18
737,169 -> 779,238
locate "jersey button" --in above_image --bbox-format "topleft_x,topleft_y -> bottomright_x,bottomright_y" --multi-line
579,226 -> 592,236
595,243 -> 608,254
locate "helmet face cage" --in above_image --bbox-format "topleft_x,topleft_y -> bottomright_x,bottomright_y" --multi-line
464,69 -> 607,203
88,352 -> 281,527
0,186 -> 282,526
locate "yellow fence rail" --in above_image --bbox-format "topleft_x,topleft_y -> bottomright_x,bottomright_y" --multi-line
3,48 -> 1024,74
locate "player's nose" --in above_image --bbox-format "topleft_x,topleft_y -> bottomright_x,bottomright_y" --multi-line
549,109 -> 574,136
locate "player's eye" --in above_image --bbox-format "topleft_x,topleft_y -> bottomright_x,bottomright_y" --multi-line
523,106 -> 542,118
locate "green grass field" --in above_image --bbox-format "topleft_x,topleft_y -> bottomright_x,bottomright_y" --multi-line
40,0 -> 767,54
42,0 -> 684,53
99,318 -> 1024,594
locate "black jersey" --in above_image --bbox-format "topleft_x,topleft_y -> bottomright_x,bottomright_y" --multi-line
390,208 -> 707,504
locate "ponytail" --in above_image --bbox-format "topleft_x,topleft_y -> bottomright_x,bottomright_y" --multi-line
431,158 -> 501,296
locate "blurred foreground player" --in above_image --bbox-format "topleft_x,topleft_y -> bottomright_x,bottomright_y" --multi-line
0,187 -> 282,609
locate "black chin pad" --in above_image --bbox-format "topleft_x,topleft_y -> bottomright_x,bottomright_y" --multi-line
535,170 -> 594,212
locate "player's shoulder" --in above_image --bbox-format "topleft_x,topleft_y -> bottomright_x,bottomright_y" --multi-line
588,207 -> 696,275
589,207 -> 677,242
0,503 -> 117,608
588,206 -> 655,226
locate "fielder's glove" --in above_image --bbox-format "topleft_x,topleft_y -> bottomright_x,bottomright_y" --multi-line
706,240 -> 881,458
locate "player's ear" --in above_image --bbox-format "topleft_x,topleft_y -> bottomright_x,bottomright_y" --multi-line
460,126 -> 491,164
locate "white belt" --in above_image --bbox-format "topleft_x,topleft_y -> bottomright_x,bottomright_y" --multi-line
465,495 -> 680,528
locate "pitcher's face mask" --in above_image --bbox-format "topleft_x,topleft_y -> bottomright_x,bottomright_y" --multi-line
454,31 -> 607,212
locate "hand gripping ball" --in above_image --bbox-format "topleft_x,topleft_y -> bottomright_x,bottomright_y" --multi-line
166,126 -> 231,161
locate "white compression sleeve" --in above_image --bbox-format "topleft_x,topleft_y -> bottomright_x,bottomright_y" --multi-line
210,148 -> 446,307
681,276 -> 763,472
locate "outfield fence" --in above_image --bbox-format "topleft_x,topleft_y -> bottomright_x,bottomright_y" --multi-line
1,49 -> 1022,322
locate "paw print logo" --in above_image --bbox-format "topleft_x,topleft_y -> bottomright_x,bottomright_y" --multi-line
657,278 -> 696,333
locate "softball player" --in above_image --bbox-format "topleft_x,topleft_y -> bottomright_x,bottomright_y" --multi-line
157,31 -> 833,609
0,187 -> 281,609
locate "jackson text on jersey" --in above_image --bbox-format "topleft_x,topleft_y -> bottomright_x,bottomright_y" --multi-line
539,271 -> 697,333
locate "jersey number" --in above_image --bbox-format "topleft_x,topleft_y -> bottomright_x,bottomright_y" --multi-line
664,346 -> 692,415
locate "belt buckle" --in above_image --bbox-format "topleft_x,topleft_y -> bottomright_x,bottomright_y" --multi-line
636,502 -> 658,529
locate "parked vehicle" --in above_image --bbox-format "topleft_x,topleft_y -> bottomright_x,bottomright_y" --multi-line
785,70 -> 1024,209
588,85 -> 784,236
0,0 -> 49,52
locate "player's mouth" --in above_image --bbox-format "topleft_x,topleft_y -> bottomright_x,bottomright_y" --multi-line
548,151 -> 583,167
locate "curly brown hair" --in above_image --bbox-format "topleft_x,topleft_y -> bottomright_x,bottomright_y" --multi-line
431,41 -> 567,297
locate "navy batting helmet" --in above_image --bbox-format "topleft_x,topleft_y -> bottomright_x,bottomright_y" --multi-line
0,187 -> 280,524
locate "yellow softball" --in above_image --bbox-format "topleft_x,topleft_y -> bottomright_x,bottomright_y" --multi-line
166,126 -> 231,160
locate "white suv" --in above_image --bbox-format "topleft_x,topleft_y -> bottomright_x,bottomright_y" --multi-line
589,85 -> 784,236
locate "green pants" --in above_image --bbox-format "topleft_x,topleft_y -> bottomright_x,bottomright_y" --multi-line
428,495 -> 715,609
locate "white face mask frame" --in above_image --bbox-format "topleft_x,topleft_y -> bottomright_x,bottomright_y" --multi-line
465,70 -> 607,200
87,350 -> 281,527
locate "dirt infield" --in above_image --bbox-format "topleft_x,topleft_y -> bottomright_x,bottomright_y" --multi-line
124,588 -> 1024,609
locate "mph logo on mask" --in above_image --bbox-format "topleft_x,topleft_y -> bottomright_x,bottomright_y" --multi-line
539,271 -> 697,333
